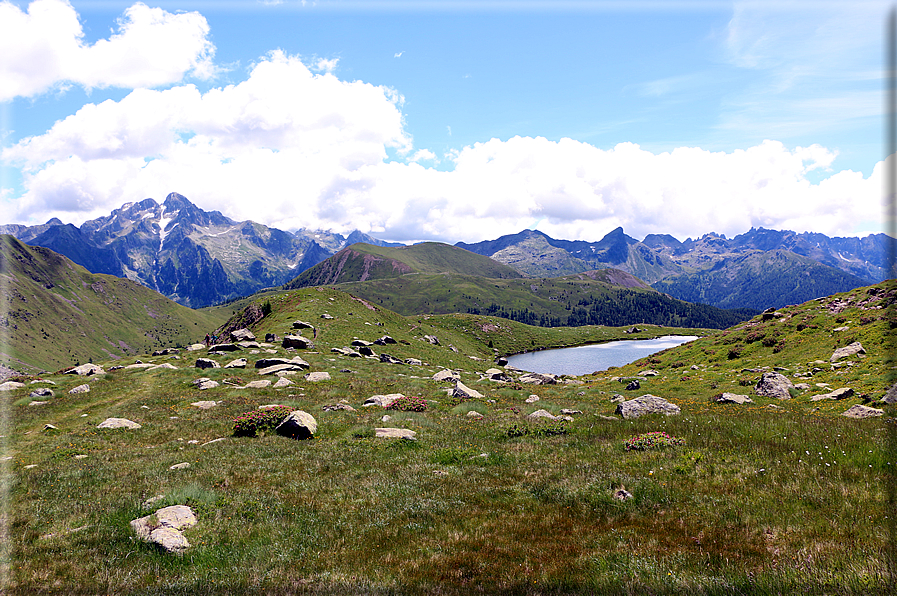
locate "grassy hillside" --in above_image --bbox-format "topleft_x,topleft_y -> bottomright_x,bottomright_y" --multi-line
3,282 -> 894,594
0,235 -> 223,373
332,269 -> 754,329
285,242 -> 523,288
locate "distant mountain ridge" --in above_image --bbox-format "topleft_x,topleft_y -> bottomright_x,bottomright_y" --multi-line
1,193 -> 401,308
457,227 -> 890,310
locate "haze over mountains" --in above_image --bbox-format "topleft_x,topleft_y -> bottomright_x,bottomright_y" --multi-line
2,192 -> 889,311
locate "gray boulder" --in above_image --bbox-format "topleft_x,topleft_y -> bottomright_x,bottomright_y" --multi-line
195,358 -> 220,370
275,410 -> 317,439
254,357 -> 309,370
224,358 -> 247,369
0,381 -> 25,391
97,418 -> 142,429
69,384 -> 90,395
292,321 -> 314,330
713,393 -> 753,405
404,358 -> 422,366
453,382 -> 484,400
192,378 -> 219,390
423,335 -> 440,345
358,346 -> 377,357
130,505 -> 196,553
755,372 -> 794,400
305,371 -> 331,382
379,353 -> 403,364
810,387 -> 854,402
230,328 -> 256,342
375,427 -> 417,440
282,335 -> 312,349
363,393 -> 404,408
528,409 -> 559,420
433,369 -> 460,382
66,363 -> 105,376
831,342 -> 865,362
519,373 -> 557,385
625,379 -> 641,391
883,382 -> 897,405
374,335 -> 397,345
208,343 -> 241,353
615,395 -> 681,419
841,404 -> 884,419
29,388 -> 53,398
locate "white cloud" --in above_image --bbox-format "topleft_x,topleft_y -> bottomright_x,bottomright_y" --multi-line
394,51 -> 403,58
1,47 -> 882,244
0,0 -> 215,101
312,57 -> 339,73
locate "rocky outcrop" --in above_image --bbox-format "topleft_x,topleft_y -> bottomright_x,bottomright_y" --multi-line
130,505 -> 197,553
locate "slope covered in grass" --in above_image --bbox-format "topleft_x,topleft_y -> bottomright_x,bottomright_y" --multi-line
3,283 -> 894,594
0,235 -> 222,373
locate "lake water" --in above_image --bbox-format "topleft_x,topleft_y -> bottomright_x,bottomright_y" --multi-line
507,335 -> 699,376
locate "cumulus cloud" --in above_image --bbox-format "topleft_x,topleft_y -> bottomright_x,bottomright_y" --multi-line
1,50 -> 881,244
0,0 -> 215,101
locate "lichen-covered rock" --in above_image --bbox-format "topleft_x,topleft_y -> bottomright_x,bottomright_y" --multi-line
282,335 -> 312,349
433,369 -> 460,382
810,387 -> 854,402
841,404 -> 884,419
519,373 -> 557,385
375,427 -> 417,440
615,395 -> 681,419
363,393 -> 404,408
527,409 -> 559,420
230,328 -> 256,342
66,363 -> 105,376
130,505 -> 196,553
713,393 -> 753,404
452,382 -> 483,400
224,358 -> 247,369
304,371 -> 331,382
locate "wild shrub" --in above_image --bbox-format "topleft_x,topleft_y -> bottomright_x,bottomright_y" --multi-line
232,406 -> 293,437
624,431 -> 684,451
727,345 -> 743,359
386,395 -> 428,412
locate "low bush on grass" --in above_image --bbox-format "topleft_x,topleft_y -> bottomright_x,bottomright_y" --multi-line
232,405 -> 294,437
386,395 -> 428,412
624,431 -> 685,451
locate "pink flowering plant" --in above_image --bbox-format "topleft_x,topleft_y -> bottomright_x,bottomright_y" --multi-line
624,431 -> 685,451
386,395 -> 428,412
233,405 -> 293,437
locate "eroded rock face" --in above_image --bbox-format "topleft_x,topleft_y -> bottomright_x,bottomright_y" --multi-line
755,372 -> 794,400
615,395 -> 680,419
275,411 -> 317,439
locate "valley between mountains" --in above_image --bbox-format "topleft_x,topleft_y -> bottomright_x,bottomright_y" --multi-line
0,213 -> 895,593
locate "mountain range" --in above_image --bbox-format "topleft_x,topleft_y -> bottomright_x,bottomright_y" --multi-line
2,192 -> 891,311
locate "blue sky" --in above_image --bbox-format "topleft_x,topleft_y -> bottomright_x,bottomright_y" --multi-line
0,0 -> 889,243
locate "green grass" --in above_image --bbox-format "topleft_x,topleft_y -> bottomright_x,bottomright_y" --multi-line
3,282 -> 896,594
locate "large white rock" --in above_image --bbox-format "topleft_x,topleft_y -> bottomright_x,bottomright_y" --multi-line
275,410 -> 317,439
375,427 -> 417,440
615,395 -> 681,419
130,505 -> 196,553
97,418 -> 141,429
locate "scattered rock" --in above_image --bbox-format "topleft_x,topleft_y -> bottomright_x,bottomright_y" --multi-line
208,343 -> 241,353
374,335 -> 397,345
130,505 -> 196,553
363,394 -> 404,408
29,388 -> 53,398
323,403 -> 357,412
152,348 -> 179,356
304,372 -> 331,382
224,358 -> 247,369
525,395 -> 540,403
125,363 -> 156,370
404,358 -> 422,366
43,423 -> 57,431
713,393 -> 753,405
433,369 -> 460,382
192,378 -> 219,390
615,395 -> 681,419
495,357 -> 509,366
810,387 -> 855,402
519,372 -> 557,385
275,411 -> 317,439
191,401 -> 219,409
148,363 -> 178,371
28,401 -> 48,407
230,328 -> 256,342
282,335 -> 312,349
273,377 -> 293,388
379,353 -> 403,364
244,380 -> 272,389
613,487 -> 633,501
185,344 -> 206,352
755,372 -> 794,400
610,394 -> 625,403
169,463 -> 190,470
142,495 -> 164,509
195,358 -> 220,370
883,383 -> 897,405
560,409 -> 582,415
265,333 -> 277,342
830,342 -> 865,363
841,404 -> 884,419
97,418 -> 141,429
66,363 -> 105,376
0,381 -> 25,391
793,383 -> 810,390
358,346 -> 377,357
452,382 -> 484,400
625,380 -> 641,391
375,428 -> 417,440
423,335 -> 440,345
321,314 -> 334,320
466,410 -> 484,419
292,321 -> 314,330
527,409 -> 559,420
638,370 -> 659,377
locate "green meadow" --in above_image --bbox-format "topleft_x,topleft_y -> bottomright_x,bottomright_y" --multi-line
3,284 -> 895,595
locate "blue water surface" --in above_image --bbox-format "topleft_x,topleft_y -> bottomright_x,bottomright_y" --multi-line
506,335 -> 698,376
